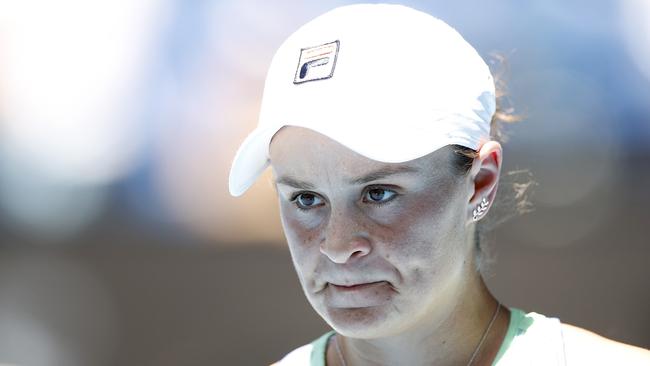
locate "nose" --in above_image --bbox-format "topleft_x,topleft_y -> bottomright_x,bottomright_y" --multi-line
319,207 -> 372,264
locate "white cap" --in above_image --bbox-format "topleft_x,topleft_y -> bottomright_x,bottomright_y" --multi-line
229,3 -> 495,197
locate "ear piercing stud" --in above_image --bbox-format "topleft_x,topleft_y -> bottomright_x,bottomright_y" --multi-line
472,197 -> 489,221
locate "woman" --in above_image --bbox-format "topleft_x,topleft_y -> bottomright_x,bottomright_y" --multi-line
228,4 -> 650,365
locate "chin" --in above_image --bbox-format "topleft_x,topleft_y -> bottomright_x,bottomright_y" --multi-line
316,304 -> 402,339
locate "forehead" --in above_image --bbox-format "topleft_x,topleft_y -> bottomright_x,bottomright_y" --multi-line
268,126 -> 454,183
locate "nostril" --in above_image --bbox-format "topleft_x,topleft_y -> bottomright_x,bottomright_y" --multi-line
350,249 -> 367,259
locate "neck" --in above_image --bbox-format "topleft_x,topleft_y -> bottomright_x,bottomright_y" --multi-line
333,273 -> 507,366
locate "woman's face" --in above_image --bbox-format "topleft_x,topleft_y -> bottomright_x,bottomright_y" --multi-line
269,126 -> 477,338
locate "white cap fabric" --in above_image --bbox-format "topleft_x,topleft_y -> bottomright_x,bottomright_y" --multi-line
229,3 -> 495,197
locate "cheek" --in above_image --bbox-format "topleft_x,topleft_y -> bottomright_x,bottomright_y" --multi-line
376,188 -> 465,283
380,191 -> 455,252
279,203 -> 323,246
278,203 -> 325,277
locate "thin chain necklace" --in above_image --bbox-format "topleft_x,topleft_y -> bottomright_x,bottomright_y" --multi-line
333,333 -> 347,366
333,301 -> 501,366
466,301 -> 501,366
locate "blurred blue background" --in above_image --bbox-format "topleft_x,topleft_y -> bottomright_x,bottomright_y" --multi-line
0,1 -> 648,365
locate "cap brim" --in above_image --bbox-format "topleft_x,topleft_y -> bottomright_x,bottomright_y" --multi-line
228,126 -> 277,197
229,112 -> 485,197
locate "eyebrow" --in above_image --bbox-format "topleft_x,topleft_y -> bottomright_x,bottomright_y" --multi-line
274,176 -> 317,190
274,165 -> 421,189
348,165 -> 421,185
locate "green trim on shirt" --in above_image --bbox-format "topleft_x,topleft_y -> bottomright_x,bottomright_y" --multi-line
310,330 -> 336,366
308,307 -> 533,365
492,307 -> 532,364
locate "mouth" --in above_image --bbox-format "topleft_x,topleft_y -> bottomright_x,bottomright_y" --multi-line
329,281 -> 388,291
323,280 -> 394,308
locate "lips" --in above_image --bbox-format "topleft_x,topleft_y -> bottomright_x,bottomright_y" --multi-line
331,281 -> 386,291
324,280 -> 394,308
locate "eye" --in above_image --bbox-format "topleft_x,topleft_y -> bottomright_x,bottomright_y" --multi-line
291,192 -> 324,211
364,187 -> 397,205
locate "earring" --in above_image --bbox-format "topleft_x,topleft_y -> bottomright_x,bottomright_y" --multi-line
472,197 -> 489,221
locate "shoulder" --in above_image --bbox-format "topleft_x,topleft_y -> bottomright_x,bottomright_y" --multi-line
495,308 -> 566,365
270,331 -> 335,366
496,308 -> 649,366
270,343 -> 313,366
561,323 -> 650,365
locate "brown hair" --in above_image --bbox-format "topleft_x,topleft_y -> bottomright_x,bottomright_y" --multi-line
450,53 -> 535,274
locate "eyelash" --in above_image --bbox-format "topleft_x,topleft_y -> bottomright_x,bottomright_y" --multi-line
289,193 -> 319,212
289,186 -> 398,212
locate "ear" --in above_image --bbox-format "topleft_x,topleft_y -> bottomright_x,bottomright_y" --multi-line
467,141 -> 502,223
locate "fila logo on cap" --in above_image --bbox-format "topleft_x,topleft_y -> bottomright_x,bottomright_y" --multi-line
293,40 -> 339,84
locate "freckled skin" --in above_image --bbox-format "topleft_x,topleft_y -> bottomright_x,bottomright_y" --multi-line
269,126 -> 477,339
